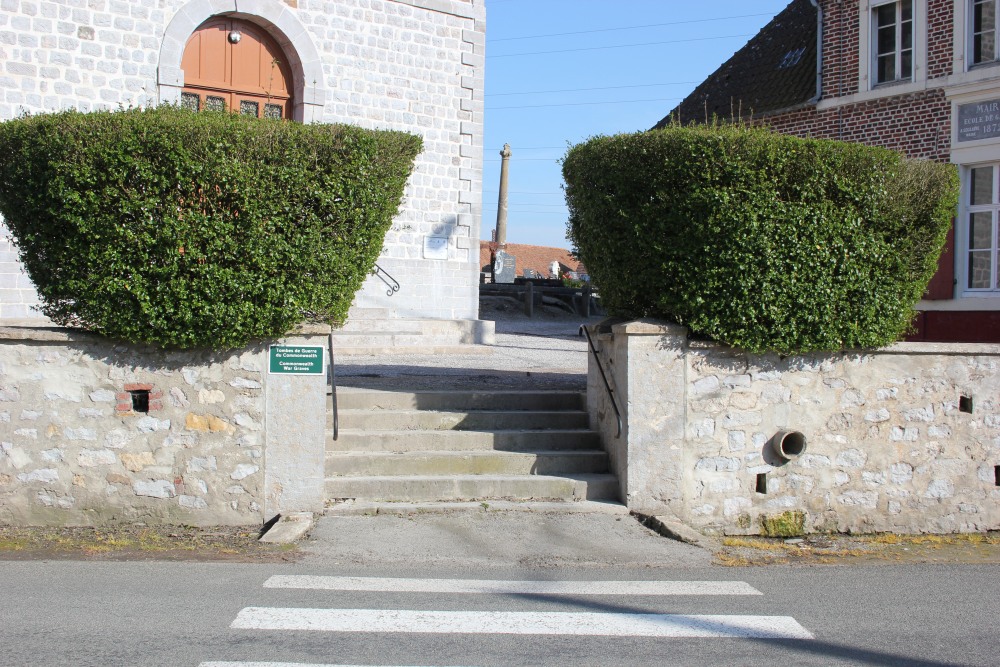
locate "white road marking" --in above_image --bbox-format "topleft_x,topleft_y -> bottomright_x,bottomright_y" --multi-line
200,663 -> 473,667
262,575 -> 762,596
231,608 -> 813,639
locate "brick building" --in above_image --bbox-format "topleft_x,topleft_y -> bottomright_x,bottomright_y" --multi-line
0,0 -> 487,337
658,0 -> 1000,343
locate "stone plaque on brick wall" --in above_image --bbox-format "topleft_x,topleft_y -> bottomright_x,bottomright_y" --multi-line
958,99 -> 1000,142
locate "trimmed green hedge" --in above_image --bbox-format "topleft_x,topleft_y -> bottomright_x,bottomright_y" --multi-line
563,125 -> 958,353
0,106 -> 421,348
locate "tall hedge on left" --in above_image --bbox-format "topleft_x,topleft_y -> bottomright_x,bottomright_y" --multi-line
0,106 -> 421,348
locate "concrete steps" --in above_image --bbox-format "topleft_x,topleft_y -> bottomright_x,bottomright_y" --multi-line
335,409 -> 589,431
327,450 -> 610,476
325,388 -> 619,507
331,314 -> 495,356
326,474 -> 618,503
336,389 -> 585,411
329,429 -> 602,452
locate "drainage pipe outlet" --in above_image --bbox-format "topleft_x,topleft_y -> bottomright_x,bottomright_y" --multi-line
769,430 -> 807,462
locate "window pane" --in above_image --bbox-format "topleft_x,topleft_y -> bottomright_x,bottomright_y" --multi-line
240,100 -> 259,117
901,0 -> 912,22
971,166 -> 994,205
264,103 -> 283,120
970,212 -> 993,249
975,0 -> 996,32
974,0 -> 990,30
877,24 -> 897,56
206,96 -> 225,111
901,49 -> 912,78
974,33 -> 991,63
876,3 -> 897,28
877,54 -> 896,82
181,92 -> 200,112
969,250 -> 993,288
973,0 -> 998,64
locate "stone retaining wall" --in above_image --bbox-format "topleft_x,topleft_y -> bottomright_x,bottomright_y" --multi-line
589,320 -> 1000,535
0,327 -> 327,526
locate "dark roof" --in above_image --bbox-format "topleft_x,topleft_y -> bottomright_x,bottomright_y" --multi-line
654,0 -> 818,128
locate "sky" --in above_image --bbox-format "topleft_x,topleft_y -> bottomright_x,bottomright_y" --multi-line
480,0 -> 791,250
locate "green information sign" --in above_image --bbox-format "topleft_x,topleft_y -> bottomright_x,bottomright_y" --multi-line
269,345 -> 325,375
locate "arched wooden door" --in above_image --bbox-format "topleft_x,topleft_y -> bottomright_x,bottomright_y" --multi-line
181,18 -> 294,119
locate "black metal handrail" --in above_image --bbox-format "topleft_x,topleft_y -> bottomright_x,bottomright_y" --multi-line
372,262 -> 400,297
328,332 -> 338,441
582,324 -> 622,439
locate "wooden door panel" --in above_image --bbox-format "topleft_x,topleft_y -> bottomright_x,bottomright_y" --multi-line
182,19 -> 229,89
182,18 -> 292,111
230,25 -> 262,92
259,34 -> 291,97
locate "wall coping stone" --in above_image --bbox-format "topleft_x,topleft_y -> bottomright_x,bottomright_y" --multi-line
0,326 -> 105,343
606,319 -> 1000,356
0,324 -> 332,343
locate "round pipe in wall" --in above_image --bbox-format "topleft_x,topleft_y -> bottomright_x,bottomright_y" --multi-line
769,430 -> 807,462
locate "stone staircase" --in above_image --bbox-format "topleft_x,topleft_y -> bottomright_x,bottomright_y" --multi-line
331,308 -> 494,356
325,387 -> 619,509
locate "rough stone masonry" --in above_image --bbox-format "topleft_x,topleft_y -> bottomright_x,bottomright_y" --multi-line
589,321 -> 1000,535
0,328 -> 270,525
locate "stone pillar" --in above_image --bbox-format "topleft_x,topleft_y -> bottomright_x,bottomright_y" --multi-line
588,320 -> 689,515
495,143 -> 511,245
263,326 -> 331,518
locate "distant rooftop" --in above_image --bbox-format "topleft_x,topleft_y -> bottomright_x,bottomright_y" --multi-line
479,242 -> 585,278
654,0 -> 817,128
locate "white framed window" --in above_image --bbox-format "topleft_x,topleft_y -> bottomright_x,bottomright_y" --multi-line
872,0 -> 914,84
962,163 -> 1000,292
970,0 -> 1000,67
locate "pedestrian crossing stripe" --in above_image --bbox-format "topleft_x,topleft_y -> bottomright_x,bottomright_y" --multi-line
263,575 -> 762,597
200,663 -> 475,667
200,664 -> 474,667
231,608 -> 814,639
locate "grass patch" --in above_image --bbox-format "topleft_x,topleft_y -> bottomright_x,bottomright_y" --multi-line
722,537 -> 794,551
714,531 -> 1000,567
0,524 -> 301,562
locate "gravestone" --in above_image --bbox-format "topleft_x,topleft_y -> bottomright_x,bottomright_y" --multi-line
493,249 -> 516,283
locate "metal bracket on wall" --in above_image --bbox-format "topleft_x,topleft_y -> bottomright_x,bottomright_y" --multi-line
371,263 -> 400,297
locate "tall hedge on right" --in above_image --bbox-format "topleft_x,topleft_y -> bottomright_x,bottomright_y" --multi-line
563,125 -> 959,353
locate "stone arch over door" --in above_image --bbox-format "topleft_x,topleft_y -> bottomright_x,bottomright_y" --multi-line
158,0 -> 326,123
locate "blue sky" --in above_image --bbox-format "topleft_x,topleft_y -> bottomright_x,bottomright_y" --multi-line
481,0 -> 791,249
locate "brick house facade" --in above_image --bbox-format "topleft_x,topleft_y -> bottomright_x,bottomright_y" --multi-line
0,0 -> 486,332
659,0 -> 1000,343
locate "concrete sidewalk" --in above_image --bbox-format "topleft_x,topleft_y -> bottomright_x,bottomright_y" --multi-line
298,508 -> 713,570
335,314 -> 603,391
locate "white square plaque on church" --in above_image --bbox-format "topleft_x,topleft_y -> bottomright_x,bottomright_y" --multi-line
423,235 -> 449,260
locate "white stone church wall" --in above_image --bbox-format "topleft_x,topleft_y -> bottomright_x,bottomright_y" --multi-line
0,0 -> 484,322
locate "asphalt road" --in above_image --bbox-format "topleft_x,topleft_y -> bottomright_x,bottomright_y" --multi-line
2,512 -> 998,667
